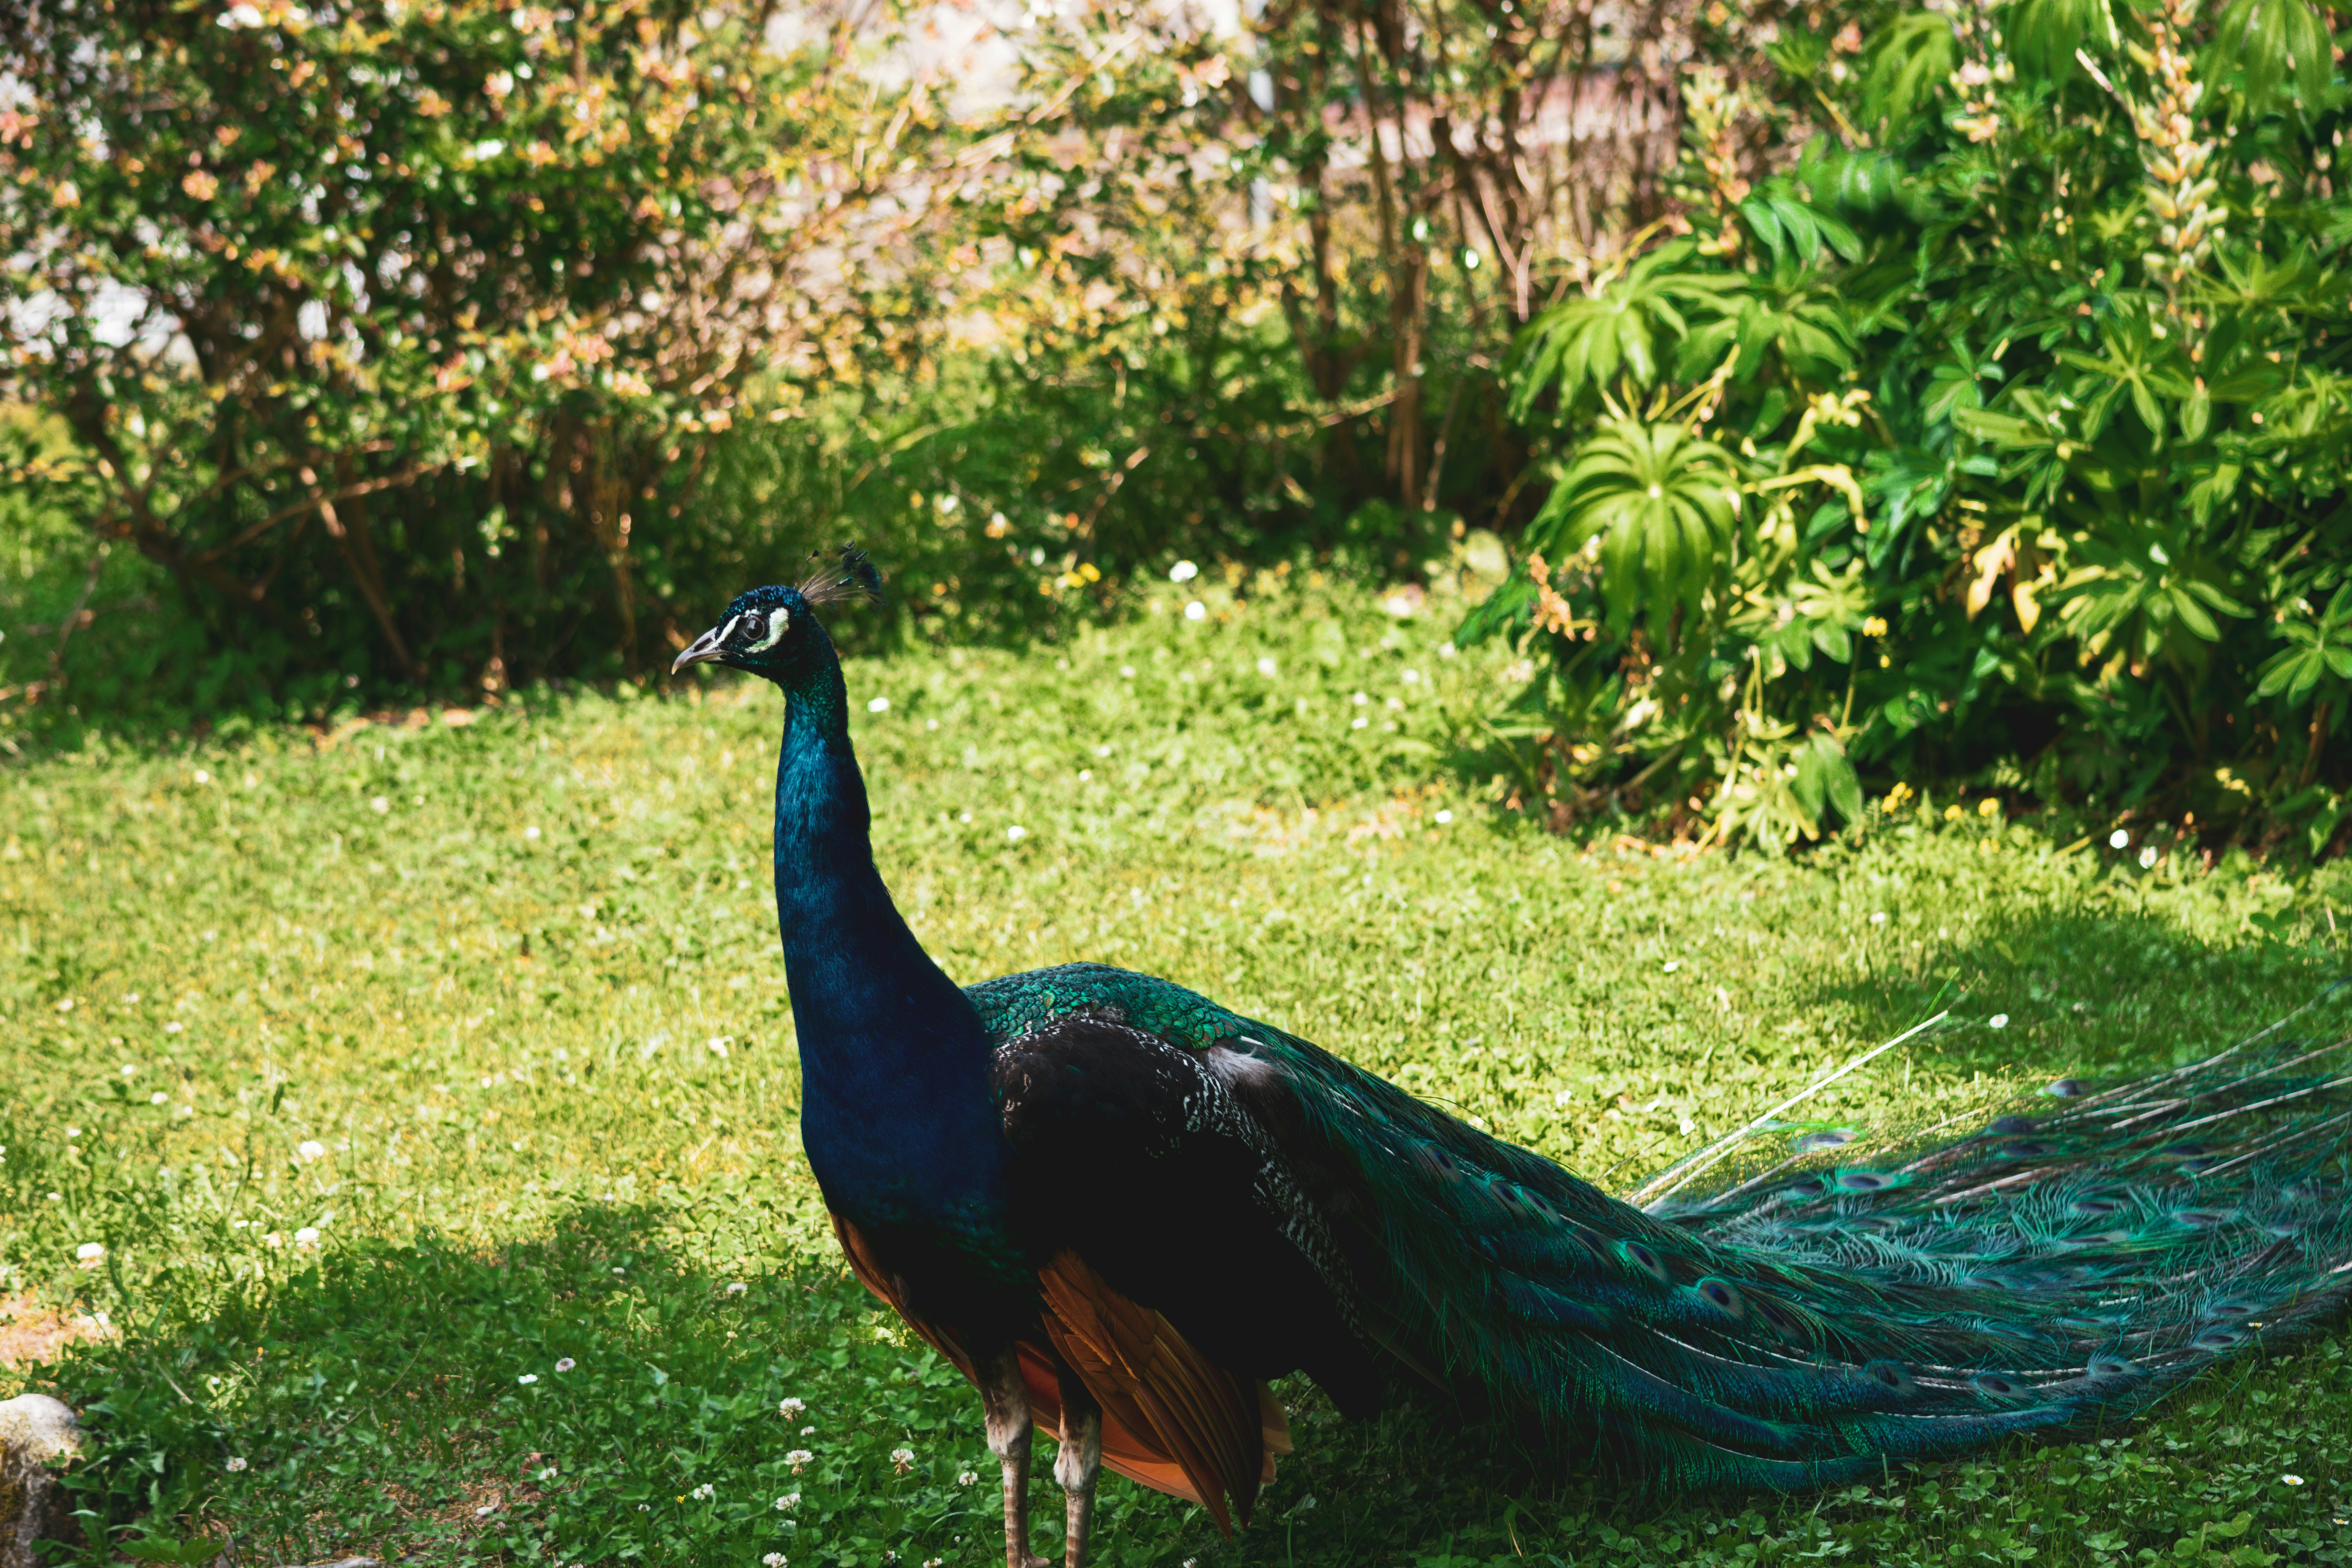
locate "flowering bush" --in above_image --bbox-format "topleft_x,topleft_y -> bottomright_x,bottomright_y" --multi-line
0,0 -> 961,705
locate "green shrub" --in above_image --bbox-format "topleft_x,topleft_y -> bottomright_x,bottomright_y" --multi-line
1474,0 -> 2352,853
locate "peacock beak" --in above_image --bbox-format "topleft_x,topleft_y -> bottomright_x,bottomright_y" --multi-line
672,623 -> 730,673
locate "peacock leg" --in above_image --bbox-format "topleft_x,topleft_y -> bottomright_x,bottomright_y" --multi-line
1053,1373 -> 1103,1568
978,1347 -> 1048,1568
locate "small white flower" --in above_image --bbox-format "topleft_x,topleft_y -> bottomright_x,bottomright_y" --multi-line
779,1396 -> 806,1416
1352,691 -> 1369,706
2284,1474 -> 2305,1485
1007,826 -> 1026,842
1169,560 -> 1200,583
726,1281 -> 747,1296
221,1455 -> 252,1474
149,1091 -> 168,1105
555,1357 -> 576,1372
1256,656 -> 1278,677
799,1425 -> 816,1436
218,2 -> 264,27
1402,668 -> 1421,684
1662,960 -> 1681,973
1435,810 -> 1453,824
120,1063 -> 134,1076
707,1037 -> 731,1058
194,769 -> 211,784
2109,828 -> 2129,849
1989,1014 -> 2010,1029
867,696 -> 891,713
1351,716 -> 1368,730
957,1470 -> 978,1486
525,825 -> 541,840
165,1021 -> 184,1034
765,1556 -> 789,1568
65,1127 -> 79,1138
1184,600 -> 1207,621
1118,665 -> 1135,679
1871,910 -> 1887,925
518,1373 -> 539,1385
372,797 -> 390,814
2138,844 -> 2159,868
75,1242 -> 104,1263
775,1491 -> 801,1510
958,811 -> 973,824
297,1140 -> 326,1161
294,1225 -> 320,1248
690,1481 -> 715,1500
786,1449 -> 814,1467
889,1446 -> 915,1470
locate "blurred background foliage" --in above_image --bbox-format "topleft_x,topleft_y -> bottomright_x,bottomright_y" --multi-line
2,0 -> 2348,852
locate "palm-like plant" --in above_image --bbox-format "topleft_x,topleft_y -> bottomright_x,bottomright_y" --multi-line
1528,418 -> 1739,641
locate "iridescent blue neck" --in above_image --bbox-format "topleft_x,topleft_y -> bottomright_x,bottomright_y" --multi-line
770,628 -> 1007,1230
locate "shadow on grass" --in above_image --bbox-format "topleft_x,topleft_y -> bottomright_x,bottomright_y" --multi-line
33,1199 -> 1171,1568
1787,899 -> 2350,1082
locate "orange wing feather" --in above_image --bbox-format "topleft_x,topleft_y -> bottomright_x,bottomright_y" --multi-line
830,1214 -> 1289,1534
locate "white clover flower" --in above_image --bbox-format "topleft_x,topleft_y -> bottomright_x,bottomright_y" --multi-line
1006,826 -> 1026,842
775,1491 -> 800,1510
120,1063 -> 134,1076
889,1446 -> 915,1470
726,1281 -> 747,1295
75,1242 -> 105,1265
2109,828 -> 2129,849
765,1556 -> 788,1568
779,1396 -> 806,1416
525,825 -> 541,839
555,1357 -> 575,1372
297,1140 -> 326,1161
1256,656 -> 1278,677
799,1425 -> 816,1436
786,1449 -> 814,1468
294,1227 -> 321,1249
165,1021 -> 183,1034
518,1373 -> 539,1385
1350,717 -> 1368,730
1118,665 -> 1135,678
149,1091 -> 168,1105
225,1455 -> 249,1472
1871,911 -> 1887,925
958,1470 -> 978,1486
1435,810 -> 1453,824
1989,1014 -> 2010,1030
372,797 -> 390,814
1184,601 -> 1206,621
867,696 -> 891,713
537,1466 -> 557,1481
1169,560 -> 1199,583
690,1481 -> 715,1501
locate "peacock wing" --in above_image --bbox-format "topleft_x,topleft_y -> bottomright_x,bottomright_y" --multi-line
985,1005 -> 1374,1528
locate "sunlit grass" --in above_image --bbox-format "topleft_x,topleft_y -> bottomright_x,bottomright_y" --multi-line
5,572 -> 2352,1566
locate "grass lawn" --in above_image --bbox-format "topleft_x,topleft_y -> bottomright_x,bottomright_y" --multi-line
6,570 -> 2352,1567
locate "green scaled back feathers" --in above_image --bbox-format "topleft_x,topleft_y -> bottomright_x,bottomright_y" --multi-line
967,964 -> 2352,1491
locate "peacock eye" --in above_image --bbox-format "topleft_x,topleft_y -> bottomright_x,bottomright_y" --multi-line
745,604 -> 791,653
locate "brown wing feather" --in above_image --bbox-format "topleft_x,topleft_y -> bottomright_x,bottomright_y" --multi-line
830,1215 -> 1290,1532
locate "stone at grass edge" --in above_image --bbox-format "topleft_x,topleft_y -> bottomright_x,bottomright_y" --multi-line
0,1394 -> 80,1568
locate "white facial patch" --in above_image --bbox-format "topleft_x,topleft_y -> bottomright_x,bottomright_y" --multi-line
715,613 -> 744,645
745,604 -> 790,653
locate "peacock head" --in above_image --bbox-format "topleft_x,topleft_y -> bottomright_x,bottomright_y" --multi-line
671,550 -> 883,681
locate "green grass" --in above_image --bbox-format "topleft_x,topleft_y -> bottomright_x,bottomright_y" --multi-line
7,569 -> 2352,1567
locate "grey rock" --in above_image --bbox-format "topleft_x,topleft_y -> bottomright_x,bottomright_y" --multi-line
0,1394 -> 80,1568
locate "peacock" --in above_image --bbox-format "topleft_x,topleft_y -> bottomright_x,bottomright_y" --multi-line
674,554 -> 2352,1568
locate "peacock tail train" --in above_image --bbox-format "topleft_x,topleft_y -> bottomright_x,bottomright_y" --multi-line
969,964 -> 2352,1491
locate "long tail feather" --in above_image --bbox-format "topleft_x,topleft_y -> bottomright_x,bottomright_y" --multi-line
981,964 -> 2352,1489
